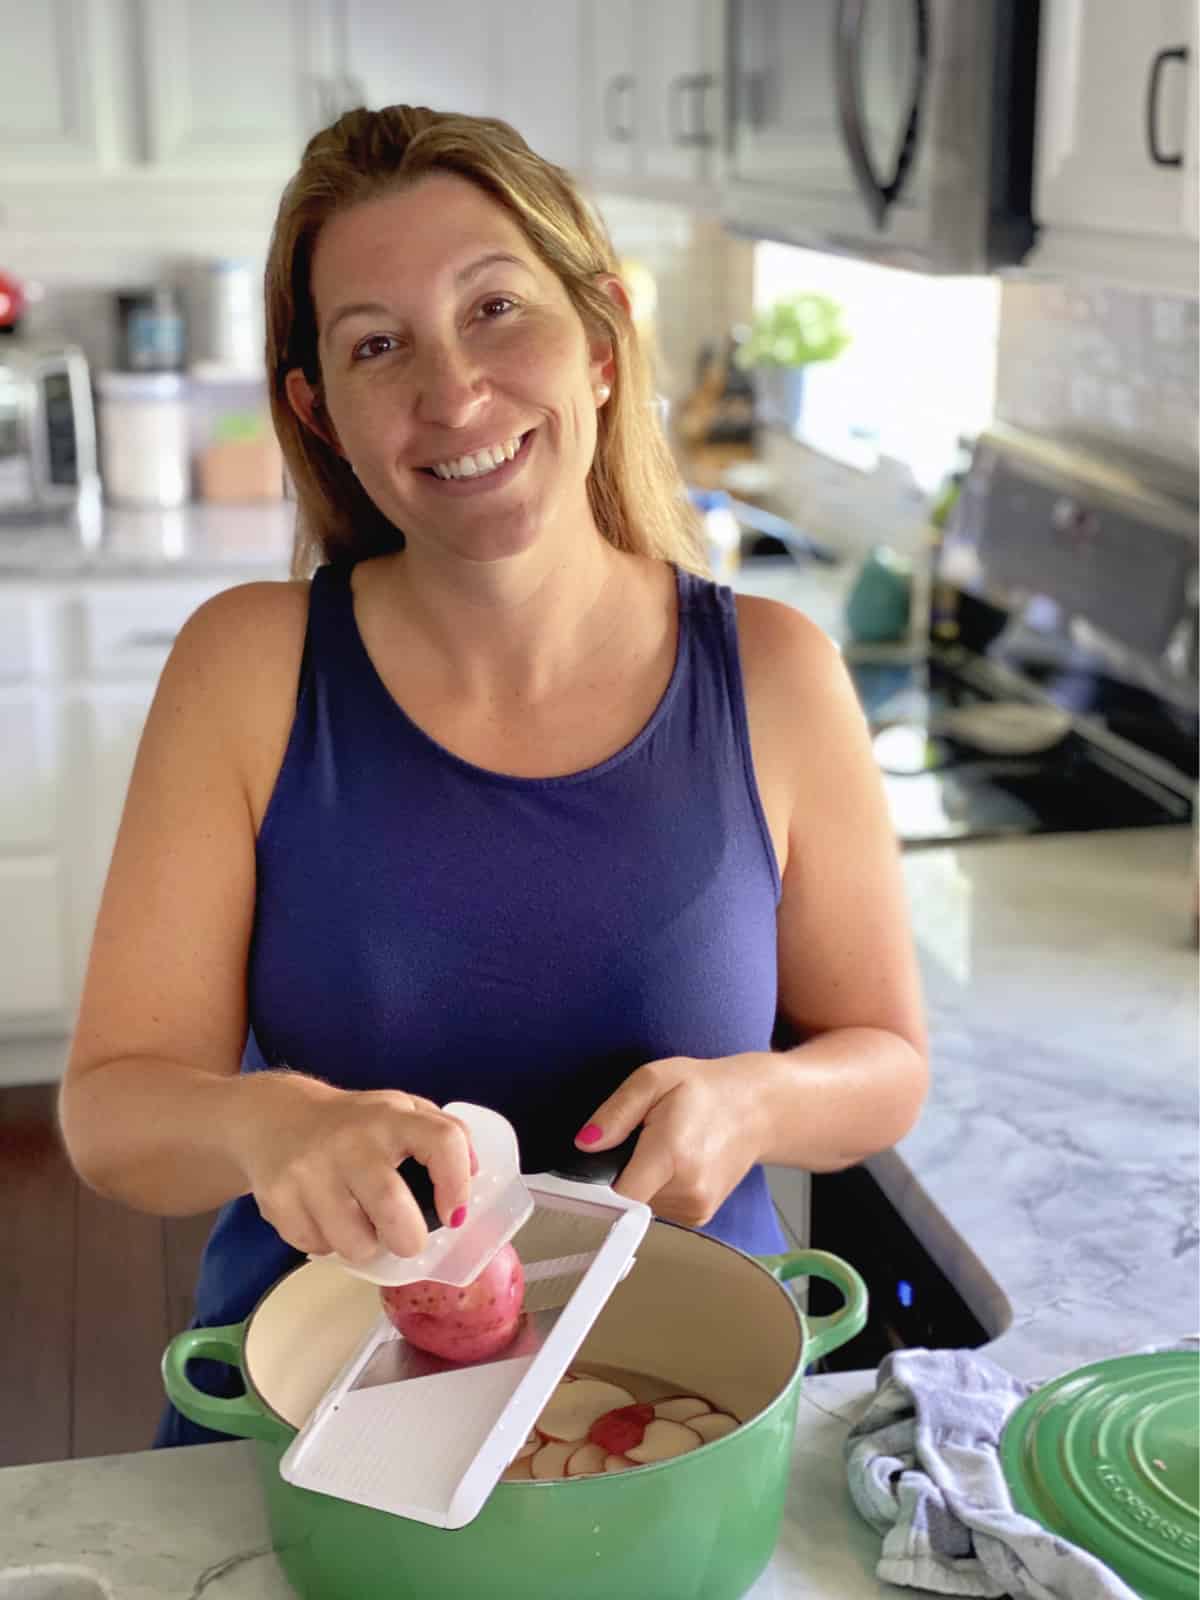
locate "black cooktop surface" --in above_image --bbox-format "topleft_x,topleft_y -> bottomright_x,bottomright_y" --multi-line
849,655 -> 1195,847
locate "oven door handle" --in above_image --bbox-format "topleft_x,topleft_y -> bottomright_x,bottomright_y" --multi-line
835,0 -> 930,229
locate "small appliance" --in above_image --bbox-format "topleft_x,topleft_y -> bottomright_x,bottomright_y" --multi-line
0,341 -> 99,521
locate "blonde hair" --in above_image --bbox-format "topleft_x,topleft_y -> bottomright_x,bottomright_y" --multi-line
263,105 -> 706,578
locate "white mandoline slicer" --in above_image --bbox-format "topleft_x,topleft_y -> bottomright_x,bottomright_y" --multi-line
279,1102 -> 650,1529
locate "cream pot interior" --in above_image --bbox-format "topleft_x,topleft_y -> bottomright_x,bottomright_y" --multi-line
244,1221 -> 805,1435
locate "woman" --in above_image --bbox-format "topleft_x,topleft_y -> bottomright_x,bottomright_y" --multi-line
58,106 -> 927,1446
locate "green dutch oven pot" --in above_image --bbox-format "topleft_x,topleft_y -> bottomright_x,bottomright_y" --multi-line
164,1224 -> 867,1600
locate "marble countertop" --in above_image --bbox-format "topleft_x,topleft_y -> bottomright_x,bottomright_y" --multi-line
0,502 -> 295,580
0,1373 -> 912,1599
887,823 -> 1198,1382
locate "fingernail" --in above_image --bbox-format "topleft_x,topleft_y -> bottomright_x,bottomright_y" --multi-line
450,1205 -> 467,1229
576,1123 -> 603,1146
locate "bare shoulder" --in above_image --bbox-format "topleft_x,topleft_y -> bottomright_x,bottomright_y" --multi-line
172,576 -> 310,661
151,577 -> 312,826
733,593 -> 854,722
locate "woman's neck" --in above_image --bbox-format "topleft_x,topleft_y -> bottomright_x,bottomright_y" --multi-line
362,533 -> 659,707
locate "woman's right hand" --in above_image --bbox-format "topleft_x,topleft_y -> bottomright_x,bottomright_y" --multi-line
233,1072 -> 475,1265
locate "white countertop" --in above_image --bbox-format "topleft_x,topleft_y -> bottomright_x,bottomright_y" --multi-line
0,502 -> 295,580
0,1373 -> 908,1599
891,825 -> 1198,1381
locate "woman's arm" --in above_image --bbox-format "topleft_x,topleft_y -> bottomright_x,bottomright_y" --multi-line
576,597 -> 928,1222
59,581 -> 296,1211
747,595 -> 928,1167
58,580 -> 473,1261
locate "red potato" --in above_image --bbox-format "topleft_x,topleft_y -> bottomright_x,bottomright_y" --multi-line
531,1440 -> 575,1479
501,1455 -> 534,1481
689,1411 -> 739,1443
625,1419 -> 703,1464
535,1377 -> 636,1443
512,1432 -> 539,1463
603,1453 -> 636,1473
379,1243 -> 525,1364
653,1396 -> 712,1423
565,1442 -> 609,1477
588,1402 -> 655,1456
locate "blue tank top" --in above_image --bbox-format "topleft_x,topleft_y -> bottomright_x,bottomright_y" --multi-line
190,560 -> 787,1340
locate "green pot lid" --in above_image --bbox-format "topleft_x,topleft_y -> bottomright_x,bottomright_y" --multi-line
1000,1351 -> 1199,1600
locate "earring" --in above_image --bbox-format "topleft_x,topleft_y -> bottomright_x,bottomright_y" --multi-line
596,383 -> 611,405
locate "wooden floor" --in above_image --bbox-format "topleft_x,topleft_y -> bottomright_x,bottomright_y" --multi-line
1,1082 -> 216,1467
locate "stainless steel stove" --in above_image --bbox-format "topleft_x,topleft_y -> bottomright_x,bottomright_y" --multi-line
846,427 -> 1197,848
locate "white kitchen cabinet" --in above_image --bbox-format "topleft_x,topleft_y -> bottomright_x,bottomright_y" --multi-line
337,0 -> 499,119
1032,0 -> 1200,292
642,0 -> 724,189
582,0 -> 724,205
0,574 -> 250,1043
584,0 -> 639,184
0,590 -> 68,1031
0,0 -> 131,173
0,857 -> 70,1019
496,2 -> 584,172
140,0 -> 334,176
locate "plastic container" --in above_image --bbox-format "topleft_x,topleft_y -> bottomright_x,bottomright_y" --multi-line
115,286 -> 185,373
185,258 -> 263,379
97,371 -> 190,508
689,487 -> 742,584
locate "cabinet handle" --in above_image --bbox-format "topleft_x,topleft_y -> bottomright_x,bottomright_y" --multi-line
668,73 -> 717,148
120,630 -> 179,651
739,69 -> 768,132
604,73 -> 636,143
835,0 -> 929,229
1146,45 -> 1188,168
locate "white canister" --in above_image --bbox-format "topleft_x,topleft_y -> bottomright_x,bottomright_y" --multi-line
97,371 -> 190,507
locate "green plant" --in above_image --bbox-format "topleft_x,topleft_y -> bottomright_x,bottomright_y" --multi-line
735,293 -> 852,370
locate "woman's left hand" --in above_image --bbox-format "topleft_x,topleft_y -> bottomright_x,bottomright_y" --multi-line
574,1054 -> 769,1227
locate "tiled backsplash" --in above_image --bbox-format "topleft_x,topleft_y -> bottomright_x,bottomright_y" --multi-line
13,186 -> 746,414
995,280 -> 1200,471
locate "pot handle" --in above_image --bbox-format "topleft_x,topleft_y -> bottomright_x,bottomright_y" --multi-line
758,1249 -> 869,1368
162,1323 -> 289,1444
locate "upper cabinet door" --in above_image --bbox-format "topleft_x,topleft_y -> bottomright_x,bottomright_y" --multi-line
727,0 -> 837,186
641,0 -> 723,189
584,0 -> 639,183
496,2 -> 584,174
1036,0 -> 1199,241
141,0 -> 331,175
0,0 -> 128,172
338,0 -> 499,118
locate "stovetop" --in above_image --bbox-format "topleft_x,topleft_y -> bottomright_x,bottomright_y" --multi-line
848,652 -> 1196,847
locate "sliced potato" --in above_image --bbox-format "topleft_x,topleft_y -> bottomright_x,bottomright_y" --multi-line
536,1377 -> 636,1444
531,1440 -> 575,1479
566,1442 -> 609,1477
690,1411 -> 738,1443
625,1419 -> 702,1464
653,1396 -> 712,1423
603,1453 -> 635,1473
502,1455 -> 534,1481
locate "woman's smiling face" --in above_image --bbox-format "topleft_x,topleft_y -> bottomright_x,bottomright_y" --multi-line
288,172 -> 615,565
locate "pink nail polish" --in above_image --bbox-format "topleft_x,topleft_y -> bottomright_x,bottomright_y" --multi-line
450,1205 -> 467,1229
576,1123 -> 603,1146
